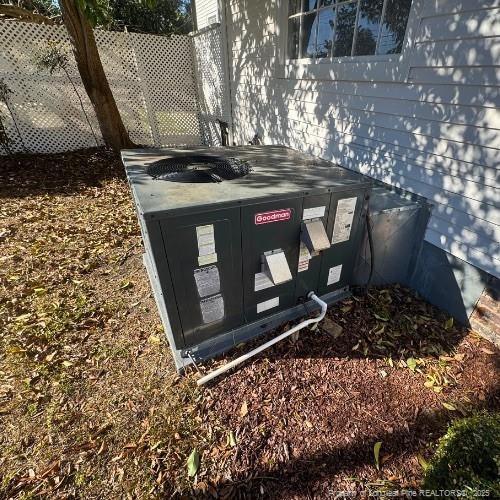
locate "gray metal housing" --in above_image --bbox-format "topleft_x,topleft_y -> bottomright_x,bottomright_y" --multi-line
354,183 -> 433,288
123,146 -> 373,369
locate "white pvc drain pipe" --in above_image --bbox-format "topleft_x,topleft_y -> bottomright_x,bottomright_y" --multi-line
197,292 -> 327,386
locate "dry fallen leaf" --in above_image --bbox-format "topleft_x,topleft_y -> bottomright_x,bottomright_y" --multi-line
239,401 -> 248,418
227,431 -> 237,447
442,402 -> 456,411
45,352 -> 57,362
480,348 -> 495,355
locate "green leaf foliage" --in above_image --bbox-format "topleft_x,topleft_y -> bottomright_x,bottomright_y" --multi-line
423,412 -> 500,497
74,0 -> 111,27
9,0 -> 60,18
71,0 -> 191,33
373,441 -> 382,471
406,357 -> 417,372
186,448 -> 200,478
108,0 -> 192,35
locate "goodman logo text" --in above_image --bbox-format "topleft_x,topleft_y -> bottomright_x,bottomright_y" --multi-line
254,208 -> 292,225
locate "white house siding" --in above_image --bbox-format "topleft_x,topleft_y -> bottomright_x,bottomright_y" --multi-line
195,0 -> 220,30
224,0 -> 500,278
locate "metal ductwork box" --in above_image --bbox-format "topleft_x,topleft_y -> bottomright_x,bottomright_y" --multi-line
122,146 -> 372,369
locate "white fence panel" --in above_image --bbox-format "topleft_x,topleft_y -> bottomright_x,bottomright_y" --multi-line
95,29 -> 153,147
130,31 -> 201,147
192,24 -> 231,146
0,20 -> 205,153
0,21 -> 100,152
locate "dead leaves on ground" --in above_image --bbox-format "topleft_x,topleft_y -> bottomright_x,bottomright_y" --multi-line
327,287 -> 470,397
0,150 -> 498,498
332,287 -> 464,361
0,149 -> 149,498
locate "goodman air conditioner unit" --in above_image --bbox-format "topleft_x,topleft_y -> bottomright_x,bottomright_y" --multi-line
122,146 -> 372,370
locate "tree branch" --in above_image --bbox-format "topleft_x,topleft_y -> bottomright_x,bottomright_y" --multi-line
0,5 -> 58,25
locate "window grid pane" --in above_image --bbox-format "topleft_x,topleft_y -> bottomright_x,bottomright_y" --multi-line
316,7 -> 335,58
353,0 -> 385,56
289,0 -> 303,16
287,0 -> 411,60
288,16 -> 301,59
377,0 -> 412,54
304,0 -> 319,12
332,2 -> 357,57
300,12 -> 318,58
350,0 -> 362,57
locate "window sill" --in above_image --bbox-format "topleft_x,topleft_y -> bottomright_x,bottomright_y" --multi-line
291,53 -> 400,65
282,54 -> 409,82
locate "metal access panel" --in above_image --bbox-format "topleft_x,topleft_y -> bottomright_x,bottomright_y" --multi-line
353,184 -> 432,288
160,208 -> 244,347
241,198 -> 303,322
122,145 -> 374,369
319,189 -> 370,295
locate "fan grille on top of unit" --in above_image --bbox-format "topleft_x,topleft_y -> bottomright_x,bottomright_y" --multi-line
146,155 -> 252,183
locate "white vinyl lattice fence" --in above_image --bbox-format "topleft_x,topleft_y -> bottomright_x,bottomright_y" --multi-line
0,20 -> 228,153
192,24 -> 231,146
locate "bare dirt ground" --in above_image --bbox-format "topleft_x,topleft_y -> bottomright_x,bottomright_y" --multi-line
1,148 -> 498,499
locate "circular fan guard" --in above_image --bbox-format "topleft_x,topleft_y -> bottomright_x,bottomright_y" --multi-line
146,155 -> 252,183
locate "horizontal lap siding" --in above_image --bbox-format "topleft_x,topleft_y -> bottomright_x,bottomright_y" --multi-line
227,0 -> 500,277
195,0 -> 219,29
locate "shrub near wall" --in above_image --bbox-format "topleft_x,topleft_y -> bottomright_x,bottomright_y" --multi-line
423,412 -> 500,496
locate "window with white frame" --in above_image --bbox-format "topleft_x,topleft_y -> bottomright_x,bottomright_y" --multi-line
287,0 -> 413,60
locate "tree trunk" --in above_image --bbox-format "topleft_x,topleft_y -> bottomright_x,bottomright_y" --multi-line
60,0 -> 134,150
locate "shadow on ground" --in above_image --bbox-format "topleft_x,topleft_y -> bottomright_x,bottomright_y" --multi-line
208,286 -> 468,366
212,391 -> 499,499
197,287 -> 499,498
0,148 -> 124,198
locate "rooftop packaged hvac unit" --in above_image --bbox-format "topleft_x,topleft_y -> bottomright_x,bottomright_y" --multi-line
122,146 -> 372,371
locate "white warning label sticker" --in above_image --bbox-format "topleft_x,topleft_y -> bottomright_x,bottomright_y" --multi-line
297,242 -> 311,273
254,272 -> 274,291
196,224 -> 214,242
303,205 -> 326,220
332,197 -> 357,244
196,225 -> 216,260
198,253 -> 217,266
257,296 -> 279,314
327,265 -> 343,286
198,242 -> 215,256
200,294 -> 224,324
194,265 -> 220,298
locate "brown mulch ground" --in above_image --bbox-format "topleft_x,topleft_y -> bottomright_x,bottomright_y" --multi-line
0,148 -> 498,499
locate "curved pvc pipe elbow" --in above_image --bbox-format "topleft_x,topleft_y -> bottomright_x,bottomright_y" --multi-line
196,292 -> 328,386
